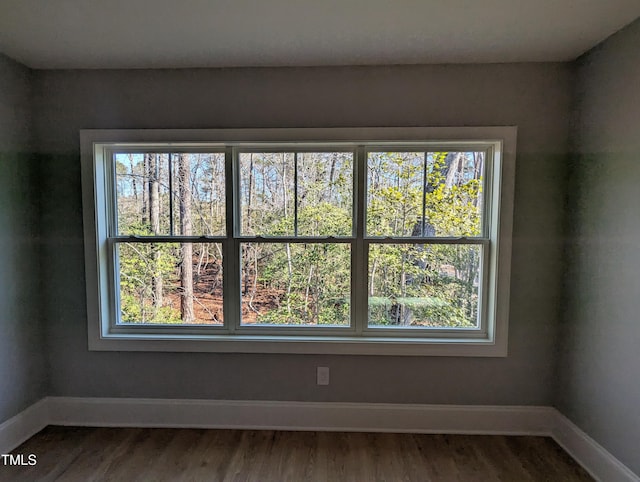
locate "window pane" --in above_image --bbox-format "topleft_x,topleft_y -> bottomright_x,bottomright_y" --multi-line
366,151 -> 484,237
239,151 -> 353,237
115,153 -> 225,236
367,152 -> 424,237
117,242 -> 223,325
297,152 -> 353,236
187,153 -> 226,236
115,153 -> 169,235
368,243 -> 481,328
239,152 -> 295,236
241,243 -> 350,327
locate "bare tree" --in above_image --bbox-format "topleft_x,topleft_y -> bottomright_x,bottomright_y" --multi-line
179,154 -> 195,322
147,153 -> 163,315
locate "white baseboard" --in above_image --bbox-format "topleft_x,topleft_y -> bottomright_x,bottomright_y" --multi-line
552,412 -> 639,482
47,397 -> 555,435
2,397 -> 638,481
0,399 -> 49,454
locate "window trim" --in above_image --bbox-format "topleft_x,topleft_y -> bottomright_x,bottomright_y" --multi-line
81,127 -> 516,356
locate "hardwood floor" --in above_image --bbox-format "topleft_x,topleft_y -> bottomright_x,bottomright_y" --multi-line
0,426 -> 593,481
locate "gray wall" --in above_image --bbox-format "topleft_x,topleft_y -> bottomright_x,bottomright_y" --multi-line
0,54 -> 47,423
33,63 -> 572,405
558,19 -> 640,475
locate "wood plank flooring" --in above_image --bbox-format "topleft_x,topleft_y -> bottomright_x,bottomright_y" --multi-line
0,426 -> 593,481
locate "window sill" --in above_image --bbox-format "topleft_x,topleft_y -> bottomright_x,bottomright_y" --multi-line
89,333 -> 508,357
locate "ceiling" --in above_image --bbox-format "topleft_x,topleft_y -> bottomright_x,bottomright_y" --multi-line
1,0 -> 639,69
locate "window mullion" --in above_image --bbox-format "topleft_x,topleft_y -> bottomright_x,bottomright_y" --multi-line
353,146 -> 367,335
109,238 -> 121,331
107,149 -> 119,238
480,241 -> 491,335
224,146 -> 239,334
483,147 -> 493,239
294,152 -> 299,237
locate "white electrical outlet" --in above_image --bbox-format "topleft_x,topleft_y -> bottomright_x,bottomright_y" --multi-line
317,366 -> 330,386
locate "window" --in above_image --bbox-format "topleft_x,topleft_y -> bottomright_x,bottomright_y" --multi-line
81,127 -> 515,355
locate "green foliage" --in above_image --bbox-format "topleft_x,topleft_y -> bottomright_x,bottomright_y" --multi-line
119,293 -> 182,324
118,223 -> 181,323
368,296 -> 471,327
298,202 -> 352,237
257,292 -> 349,326
249,240 -> 351,326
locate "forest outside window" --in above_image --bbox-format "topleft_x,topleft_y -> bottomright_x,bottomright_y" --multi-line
82,128 -> 515,355
238,151 -> 354,330
114,152 -> 226,326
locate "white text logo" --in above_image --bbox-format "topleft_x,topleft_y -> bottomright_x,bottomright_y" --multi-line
1,454 -> 37,466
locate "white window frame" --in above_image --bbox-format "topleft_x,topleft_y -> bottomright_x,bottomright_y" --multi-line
81,127 -> 516,356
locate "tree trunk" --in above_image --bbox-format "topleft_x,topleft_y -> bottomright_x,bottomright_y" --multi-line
247,153 -> 254,232
128,154 -> 138,204
323,152 -> 337,202
466,249 -> 476,321
142,154 -> 148,223
305,265 -> 314,316
179,154 -> 195,322
445,152 -> 464,188
474,152 -> 484,210
369,258 -> 377,296
282,155 -> 293,314
243,245 -> 251,295
285,243 -> 293,314
242,158 -> 254,296
149,154 -> 160,232
147,154 -> 163,314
